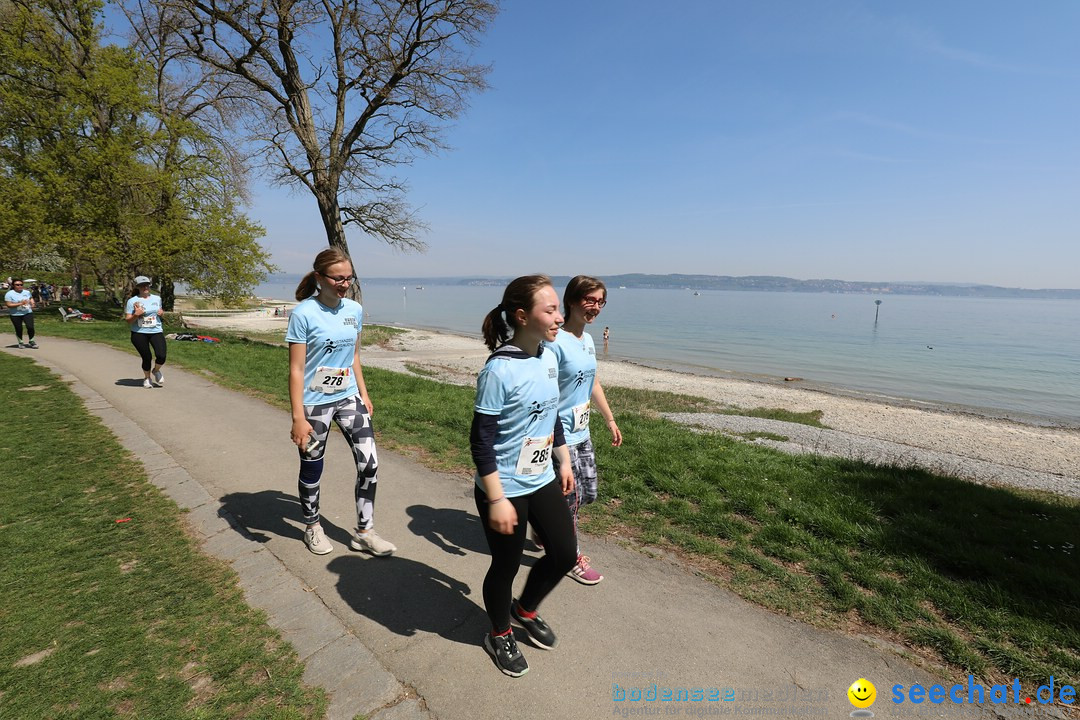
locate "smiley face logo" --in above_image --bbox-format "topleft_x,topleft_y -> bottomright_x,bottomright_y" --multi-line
848,678 -> 876,709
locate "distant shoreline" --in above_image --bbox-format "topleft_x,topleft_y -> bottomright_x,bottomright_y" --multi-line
266,274 -> 1080,300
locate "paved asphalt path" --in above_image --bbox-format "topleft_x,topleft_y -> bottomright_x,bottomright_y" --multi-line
4,333 -> 1043,720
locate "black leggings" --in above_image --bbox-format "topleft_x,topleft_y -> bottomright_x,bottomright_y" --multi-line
9,314 -> 34,341
474,478 -> 577,633
130,332 -> 167,372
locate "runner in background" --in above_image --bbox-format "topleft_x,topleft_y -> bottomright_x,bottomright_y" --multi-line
124,276 -> 166,388
4,279 -> 37,348
548,276 -> 623,585
471,274 -> 576,677
286,248 -> 395,557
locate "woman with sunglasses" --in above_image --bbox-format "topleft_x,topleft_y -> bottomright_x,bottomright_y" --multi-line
286,248 -> 395,557
4,279 -> 37,348
547,275 -> 623,585
124,276 -> 166,387
472,274 -> 577,677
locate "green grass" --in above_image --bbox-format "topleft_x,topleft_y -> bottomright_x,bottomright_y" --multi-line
0,351 -> 326,719
32,298 -> 1080,687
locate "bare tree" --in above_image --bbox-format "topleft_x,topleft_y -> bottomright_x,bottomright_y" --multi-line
160,0 -> 497,268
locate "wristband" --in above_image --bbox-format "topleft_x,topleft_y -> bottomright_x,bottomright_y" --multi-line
487,495 -> 507,505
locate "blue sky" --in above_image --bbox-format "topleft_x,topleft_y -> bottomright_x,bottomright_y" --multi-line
249,1 -> 1080,289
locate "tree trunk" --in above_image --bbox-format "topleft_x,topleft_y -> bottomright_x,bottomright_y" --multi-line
160,276 -> 175,311
315,189 -> 363,303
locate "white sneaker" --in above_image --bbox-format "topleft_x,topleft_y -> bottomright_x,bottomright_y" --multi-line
304,525 -> 333,555
143,378 -> 153,389
152,369 -> 164,386
349,529 -> 396,556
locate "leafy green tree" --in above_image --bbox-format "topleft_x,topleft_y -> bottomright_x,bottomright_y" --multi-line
0,0 -> 273,307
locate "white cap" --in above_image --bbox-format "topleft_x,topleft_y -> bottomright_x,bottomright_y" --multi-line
134,275 -> 151,285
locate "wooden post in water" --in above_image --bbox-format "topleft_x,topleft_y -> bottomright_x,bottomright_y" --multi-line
874,299 -> 882,324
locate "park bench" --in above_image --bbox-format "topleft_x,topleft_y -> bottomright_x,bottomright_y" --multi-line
59,307 -> 92,322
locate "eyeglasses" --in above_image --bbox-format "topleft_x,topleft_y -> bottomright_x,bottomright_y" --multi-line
582,295 -> 606,308
13,283 -> 23,286
320,273 -> 356,285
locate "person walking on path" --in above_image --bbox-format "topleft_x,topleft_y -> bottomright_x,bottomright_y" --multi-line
471,274 -> 577,677
286,248 -> 395,558
124,276 -> 166,388
547,276 -> 622,585
4,279 -> 37,348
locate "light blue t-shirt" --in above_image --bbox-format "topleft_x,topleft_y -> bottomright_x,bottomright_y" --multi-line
474,345 -> 561,497
548,328 -> 598,445
125,294 -> 164,334
286,296 -> 363,407
5,290 -> 32,316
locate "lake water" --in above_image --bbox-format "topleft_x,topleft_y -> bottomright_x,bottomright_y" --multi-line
254,276 -> 1080,427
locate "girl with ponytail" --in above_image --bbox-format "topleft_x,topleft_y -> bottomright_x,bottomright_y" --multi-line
470,274 -> 577,677
285,248 -> 396,557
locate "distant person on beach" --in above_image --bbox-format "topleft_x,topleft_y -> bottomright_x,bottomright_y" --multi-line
472,274 -> 576,677
603,326 -> 609,343
548,276 -> 622,585
124,276 -> 166,388
4,279 -> 37,348
286,248 -> 395,557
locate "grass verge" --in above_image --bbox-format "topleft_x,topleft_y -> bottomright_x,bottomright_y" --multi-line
30,298 -> 1080,688
0,351 -> 326,719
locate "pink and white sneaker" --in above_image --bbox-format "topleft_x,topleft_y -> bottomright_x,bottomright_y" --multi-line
567,554 -> 603,585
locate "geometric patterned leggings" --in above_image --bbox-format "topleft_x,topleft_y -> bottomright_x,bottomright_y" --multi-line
297,393 -> 379,530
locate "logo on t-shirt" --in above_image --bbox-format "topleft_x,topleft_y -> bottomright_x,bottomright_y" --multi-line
343,316 -> 358,328
548,367 -> 557,378
574,370 -> 585,388
323,339 -> 339,354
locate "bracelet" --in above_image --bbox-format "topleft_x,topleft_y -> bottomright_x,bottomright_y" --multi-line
487,495 -> 507,505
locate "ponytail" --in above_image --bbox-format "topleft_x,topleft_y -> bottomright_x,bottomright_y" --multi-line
482,304 -> 510,351
294,271 -> 318,301
482,274 -> 553,352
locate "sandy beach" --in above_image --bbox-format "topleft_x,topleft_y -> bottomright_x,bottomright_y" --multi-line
183,305 -> 1080,495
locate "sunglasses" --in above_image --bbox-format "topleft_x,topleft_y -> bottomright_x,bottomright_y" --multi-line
13,283 -> 23,286
319,272 -> 356,285
582,295 -> 606,308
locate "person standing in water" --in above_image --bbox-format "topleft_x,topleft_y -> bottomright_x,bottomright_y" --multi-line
548,276 -> 622,585
471,274 -> 577,677
286,248 -> 395,557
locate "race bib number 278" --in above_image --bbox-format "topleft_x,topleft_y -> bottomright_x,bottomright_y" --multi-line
310,366 -> 351,394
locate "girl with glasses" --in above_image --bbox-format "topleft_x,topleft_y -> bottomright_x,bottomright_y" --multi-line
287,248 -> 395,557
4,280 -> 37,348
546,275 -> 623,585
472,274 -> 577,677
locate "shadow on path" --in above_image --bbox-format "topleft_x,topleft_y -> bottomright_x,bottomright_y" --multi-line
405,504 -> 541,567
327,554 -> 486,646
220,489 -> 348,547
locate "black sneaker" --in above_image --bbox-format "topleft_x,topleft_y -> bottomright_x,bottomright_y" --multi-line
483,632 -> 529,677
510,600 -> 558,650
